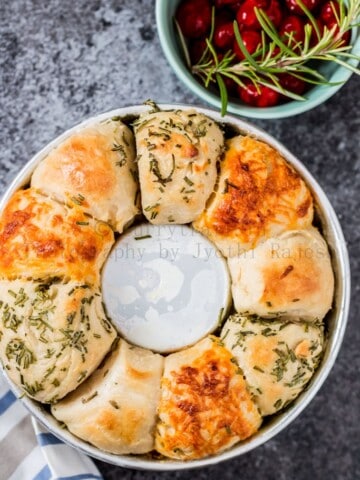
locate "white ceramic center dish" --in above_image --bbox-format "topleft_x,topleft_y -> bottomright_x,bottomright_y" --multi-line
102,223 -> 230,352
0,104 -> 350,471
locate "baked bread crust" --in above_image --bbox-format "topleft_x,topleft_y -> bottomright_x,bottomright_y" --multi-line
135,109 -> 224,224
0,279 -> 117,403
51,339 -> 164,454
221,315 -> 324,415
228,228 -> 334,321
31,120 -> 139,233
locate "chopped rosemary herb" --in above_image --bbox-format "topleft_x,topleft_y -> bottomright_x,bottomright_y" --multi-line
82,391 -> 98,403
184,176 -> 194,186
77,370 -> 87,383
109,399 -> 120,409
6,339 -> 36,369
149,154 -> 175,186
253,365 -> 265,373
134,235 -> 152,240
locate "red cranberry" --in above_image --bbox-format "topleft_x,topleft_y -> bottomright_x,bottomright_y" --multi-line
176,0 -> 212,39
278,73 -> 306,95
284,0 -> 319,16
215,8 -> 234,27
238,81 -> 281,106
228,0 -> 244,11
214,22 -> 235,50
236,0 -> 270,30
236,0 -> 281,30
233,30 -> 262,60
279,15 -> 305,46
266,0 -> 283,28
214,0 -> 243,8
189,38 -> 207,63
320,1 -> 341,26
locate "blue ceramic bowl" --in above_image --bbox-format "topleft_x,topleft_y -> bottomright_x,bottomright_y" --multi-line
156,0 -> 360,119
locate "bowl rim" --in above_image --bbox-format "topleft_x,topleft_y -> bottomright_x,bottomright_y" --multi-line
155,0 -> 360,119
0,104 -> 351,471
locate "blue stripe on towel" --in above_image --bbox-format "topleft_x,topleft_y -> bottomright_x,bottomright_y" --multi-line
37,431 -> 63,446
57,475 -> 103,480
0,389 -> 17,415
33,464 -> 52,480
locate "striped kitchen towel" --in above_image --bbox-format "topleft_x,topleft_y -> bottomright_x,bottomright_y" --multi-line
0,373 -> 103,480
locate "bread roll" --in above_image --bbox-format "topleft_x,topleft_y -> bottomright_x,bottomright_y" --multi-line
155,336 -> 262,460
51,339 -> 164,455
193,135 -> 313,256
31,119 -> 139,233
0,189 -> 114,285
134,109 -> 224,224
228,228 -> 334,321
0,279 -> 117,403
221,315 -> 324,415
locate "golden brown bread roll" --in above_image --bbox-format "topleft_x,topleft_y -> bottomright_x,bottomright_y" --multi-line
193,135 -> 313,256
0,188 -> 114,285
221,314 -> 324,415
31,119 -> 139,233
228,228 -> 334,321
0,279 -> 117,403
51,339 -> 164,454
155,336 -> 262,460
134,109 -> 224,224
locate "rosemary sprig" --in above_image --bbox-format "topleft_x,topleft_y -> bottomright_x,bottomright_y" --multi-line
178,0 -> 360,114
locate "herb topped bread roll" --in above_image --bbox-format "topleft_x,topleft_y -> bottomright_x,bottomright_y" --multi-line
193,135 -> 313,257
134,109 -> 224,224
0,188 -> 114,285
0,279 -> 117,403
228,228 -> 334,321
221,315 -> 324,416
155,336 -> 262,460
31,119 -> 139,233
51,339 -> 164,455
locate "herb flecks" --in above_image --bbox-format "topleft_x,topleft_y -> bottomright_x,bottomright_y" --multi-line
149,154 -> 175,187
6,339 -> 36,369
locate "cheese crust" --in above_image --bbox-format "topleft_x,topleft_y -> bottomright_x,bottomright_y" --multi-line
155,336 -> 261,460
0,189 -> 114,285
193,135 -> 313,256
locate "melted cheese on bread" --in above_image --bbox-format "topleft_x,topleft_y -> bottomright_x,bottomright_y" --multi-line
193,135 -> 313,256
155,336 -> 261,460
0,189 -> 114,285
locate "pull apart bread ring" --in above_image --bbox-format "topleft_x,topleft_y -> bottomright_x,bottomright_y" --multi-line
0,107 -> 336,460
